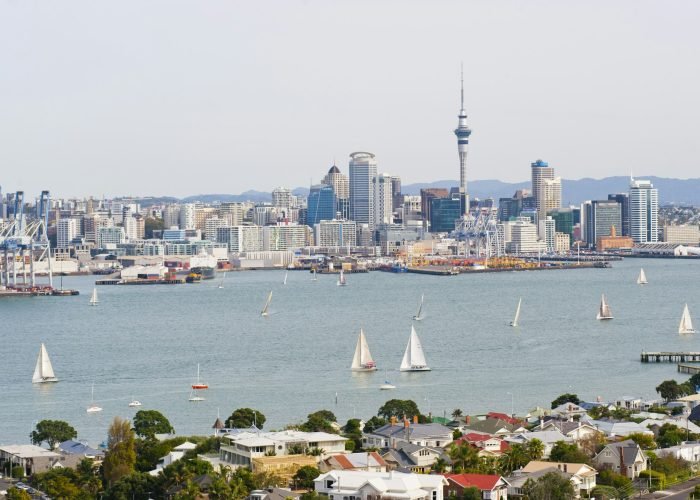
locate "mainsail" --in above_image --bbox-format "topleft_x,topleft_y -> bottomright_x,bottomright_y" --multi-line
351,329 -> 377,371
597,294 -> 613,320
32,343 -> 58,383
413,295 -> 424,320
511,297 -> 522,327
679,304 -> 696,334
89,288 -> 99,305
261,291 -> 273,316
400,325 -> 430,371
637,268 -> 648,285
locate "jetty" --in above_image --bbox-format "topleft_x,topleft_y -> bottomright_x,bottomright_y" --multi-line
641,351 -> 700,363
678,363 -> 700,375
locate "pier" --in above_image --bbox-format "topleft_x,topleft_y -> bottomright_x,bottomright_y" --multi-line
641,351 -> 700,363
678,363 -> 700,375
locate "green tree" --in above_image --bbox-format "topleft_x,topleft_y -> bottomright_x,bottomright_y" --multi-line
29,419 -> 77,449
461,487 -> 481,500
343,418 -> 363,450
144,217 -> 165,239
523,471 -> 575,499
293,465 -> 321,490
549,441 -> 589,464
656,380 -> 684,402
432,457 -> 449,473
227,408 -> 266,429
378,399 -> 420,420
498,443 -> 530,475
301,410 -> 337,433
363,416 -> 387,433
550,393 -> 580,409
525,438 -> 545,460
133,410 -> 175,439
597,469 -> 633,490
451,409 -> 463,419
448,442 -> 480,472
591,485 -> 622,499
5,488 -> 31,500
103,417 -> 137,487
627,432 -> 657,450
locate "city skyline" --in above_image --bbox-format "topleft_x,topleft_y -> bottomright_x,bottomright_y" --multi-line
1,1 -> 699,197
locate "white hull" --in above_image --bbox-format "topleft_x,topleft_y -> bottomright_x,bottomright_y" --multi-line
351,367 -> 378,372
400,366 -> 432,372
86,406 -> 103,413
596,314 -> 614,320
34,377 -> 59,384
380,383 -> 396,390
33,343 -> 58,384
129,400 -> 142,407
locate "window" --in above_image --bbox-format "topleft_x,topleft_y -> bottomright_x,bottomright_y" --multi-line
432,492 -> 437,500
327,481 -> 335,489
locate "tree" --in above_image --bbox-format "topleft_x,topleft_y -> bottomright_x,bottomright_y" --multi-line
294,465 -> 321,490
448,442 -> 480,473
656,380 -> 684,402
378,399 -> 420,420
549,441 -> 589,464
363,416 -> 387,433
523,471 -> 575,500
432,457 -> 449,473
550,393 -> 580,409
5,488 -> 31,500
525,438 -> 545,461
133,409 -> 175,438
597,469 -> 633,491
461,487 -> 481,500
656,423 -> 689,448
227,408 -> 266,429
451,409 -> 463,419
103,417 -> 137,486
144,217 -> 165,239
343,418 -> 363,450
627,432 -> 657,450
301,410 -> 337,433
29,419 -> 77,449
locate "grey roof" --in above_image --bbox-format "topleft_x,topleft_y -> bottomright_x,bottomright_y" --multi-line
461,419 -> 518,435
607,440 -> 643,467
380,443 -> 450,468
250,488 -> 299,500
370,423 -> 452,440
58,440 -> 104,457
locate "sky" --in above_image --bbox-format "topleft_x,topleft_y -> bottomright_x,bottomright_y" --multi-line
1,0 -> 699,198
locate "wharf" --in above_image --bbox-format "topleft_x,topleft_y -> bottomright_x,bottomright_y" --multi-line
641,351 -> 700,363
678,363 -> 700,375
95,278 -> 185,285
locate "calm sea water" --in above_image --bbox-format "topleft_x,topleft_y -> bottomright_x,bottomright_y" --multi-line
1,258 -> 698,445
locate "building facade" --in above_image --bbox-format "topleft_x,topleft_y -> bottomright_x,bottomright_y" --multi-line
349,152 -> 378,229
629,178 -> 659,243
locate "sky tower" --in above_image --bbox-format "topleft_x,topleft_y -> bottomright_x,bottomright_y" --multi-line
454,67 -> 472,215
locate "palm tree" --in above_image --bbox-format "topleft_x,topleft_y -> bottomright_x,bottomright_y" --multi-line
448,442 -> 480,473
432,457 -> 449,473
451,409 -> 463,419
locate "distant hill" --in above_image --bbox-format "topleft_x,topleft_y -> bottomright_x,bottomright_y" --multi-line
126,176 -> 700,207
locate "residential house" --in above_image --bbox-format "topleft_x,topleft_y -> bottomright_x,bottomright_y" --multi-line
615,397 -> 643,411
323,452 -> 388,472
381,443 -> 449,473
445,473 -> 509,500
521,461 -> 596,496
219,430 -> 347,468
363,420 -> 453,449
641,417 -> 700,436
149,441 -> 197,476
314,470 -> 448,500
0,445 -> 61,475
538,421 -> 603,443
583,418 -> 654,438
654,442 -> 700,463
56,440 -> 105,469
458,433 -> 509,457
593,440 -> 647,478
550,403 -> 588,420
506,461 -> 596,499
505,430 -> 571,458
248,488 -> 299,500
252,454 -> 319,483
455,417 -> 526,438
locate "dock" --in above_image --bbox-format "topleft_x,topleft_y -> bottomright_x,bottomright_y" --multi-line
641,351 -> 700,363
678,363 -> 700,375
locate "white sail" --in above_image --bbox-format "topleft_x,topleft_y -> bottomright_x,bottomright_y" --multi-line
87,382 -> 102,412
261,291 -> 273,316
219,272 -> 226,288
413,295 -> 424,321
89,288 -> 98,305
400,325 -> 430,371
597,294 -> 613,320
337,269 -> 346,286
679,304 -> 696,334
351,329 -> 377,371
312,269 -> 317,281
511,297 -> 522,327
637,268 -> 648,285
32,343 -> 58,383
283,271 -> 288,285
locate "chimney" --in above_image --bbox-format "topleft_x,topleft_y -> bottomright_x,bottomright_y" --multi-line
466,415 -> 471,425
413,415 -> 418,424
539,417 -> 544,430
404,419 -> 410,442
391,416 -> 397,426
404,419 -> 410,428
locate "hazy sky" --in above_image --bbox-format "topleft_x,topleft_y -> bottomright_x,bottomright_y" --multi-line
1,0 -> 699,198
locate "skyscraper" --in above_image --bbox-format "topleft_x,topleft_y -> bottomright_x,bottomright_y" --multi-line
629,178 -> 658,243
582,200 -> 622,248
607,193 -> 630,236
454,69 -> 472,215
349,152 -> 377,228
306,184 -> 335,227
531,159 -> 561,228
322,165 -> 350,219
373,173 -> 394,226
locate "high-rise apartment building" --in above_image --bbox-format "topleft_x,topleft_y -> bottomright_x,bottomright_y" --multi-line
349,152 -> 377,228
57,218 -> 78,248
163,205 -> 181,229
629,178 -> 658,243
123,215 -> 145,241
272,187 -> 293,218
217,226 -> 264,253
373,173 -> 394,226
179,204 -> 196,230
531,159 -> 556,224
314,220 -> 357,247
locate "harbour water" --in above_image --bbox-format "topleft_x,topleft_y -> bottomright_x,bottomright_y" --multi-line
1,258 -> 698,444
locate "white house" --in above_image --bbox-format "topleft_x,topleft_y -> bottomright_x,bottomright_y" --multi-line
315,470 -> 448,500
505,430 -> 572,458
364,421 -> 453,449
149,441 -> 197,476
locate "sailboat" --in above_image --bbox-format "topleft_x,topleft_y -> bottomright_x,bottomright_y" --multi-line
89,287 -> 99,306
380,370 -> 396,390
311,268 -> 317,281
218,272 -> 226,289
189,364 -> 208,402
412,295 -> 425,321
679,304 -> 696,334
637,268 -> 648,285
32,343 -> 58,384
596,294 -> 614,320
337,269 -> 347,287
128,399 -> 142,407
86,383 -> 103,413
351,329 -> 377,372
399,325 -> 431,372
261,291 -> 273,316
510,297 -> 522,327
283,271 -> 288,285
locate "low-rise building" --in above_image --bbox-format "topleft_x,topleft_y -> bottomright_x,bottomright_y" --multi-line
57,440 -> 104,469
0,445 -> 61,475
314,470 -> 448,500
363,420 -> 453,449
444,473 -> 509,500
381,443 -> 449,473
593,440 -> 647,478
323,452 -> 388,472
505,431 -> 571,459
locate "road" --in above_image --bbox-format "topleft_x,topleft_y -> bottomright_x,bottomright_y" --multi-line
638,476 -> 700,499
